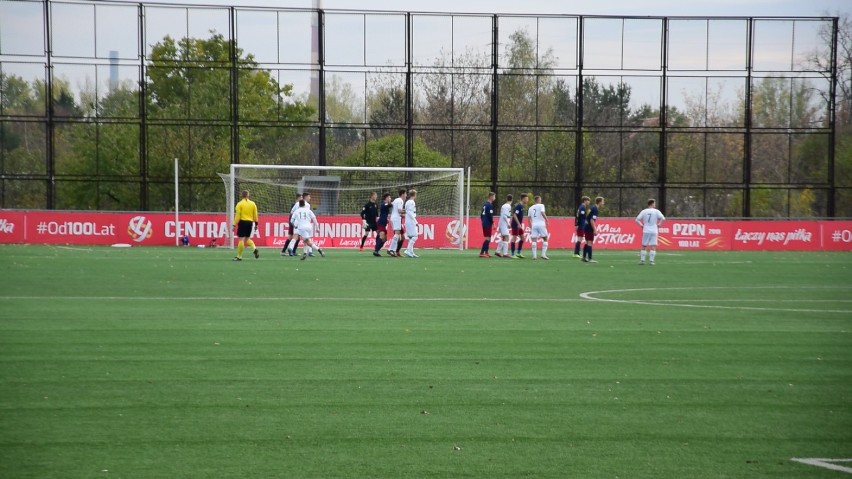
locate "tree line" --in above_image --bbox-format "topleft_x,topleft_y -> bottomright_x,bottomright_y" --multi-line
1,19 -> 849,217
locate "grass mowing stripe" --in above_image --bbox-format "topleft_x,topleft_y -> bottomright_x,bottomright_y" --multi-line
1,246 -> 850,478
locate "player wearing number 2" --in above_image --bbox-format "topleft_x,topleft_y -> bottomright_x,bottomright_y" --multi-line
528,195 -> 550,260
635,198 -> 666,265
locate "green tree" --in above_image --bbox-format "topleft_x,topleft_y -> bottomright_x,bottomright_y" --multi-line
144,33 -> 314,210
1,73 -> 65,208
341,133 -> 450,168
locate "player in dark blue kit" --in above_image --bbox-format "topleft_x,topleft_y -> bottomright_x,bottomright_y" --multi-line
510,193 -> 529,258
372,193 -> 392,257
479,192 -> 496,258
574,196 -> 590,258
582,196 -> 605,263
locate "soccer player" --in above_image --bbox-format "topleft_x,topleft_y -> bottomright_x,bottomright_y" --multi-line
288,199 -> 325,260
479,192 -> 496,258
359,192 -> 379,251
403,189 -> 419,258
582,196 -> 605,263
386,189 -> 407,257
573,196 -> 590,258
495,194 -> 513,258
510,193 -> 529,258
635,198 -> 666,265
373,193 -> 392,257
528,195 -> 549,260
233,190 -> 259,261
281,193 -> 302,256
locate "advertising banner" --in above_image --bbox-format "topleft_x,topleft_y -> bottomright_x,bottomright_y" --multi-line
729,221 -> 821,251
0,210 -> 850,251
820,221 -> 852,251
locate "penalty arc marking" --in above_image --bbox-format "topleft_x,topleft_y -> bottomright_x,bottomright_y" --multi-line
791,458 -> 852,474
579,286 -> 852,314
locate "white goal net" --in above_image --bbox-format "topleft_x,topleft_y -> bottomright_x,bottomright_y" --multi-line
220,165 -> 467,250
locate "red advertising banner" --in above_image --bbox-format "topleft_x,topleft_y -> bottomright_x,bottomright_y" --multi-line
820,221 -> 852,251
0,210 -> 850,251
729,221 -> 821,251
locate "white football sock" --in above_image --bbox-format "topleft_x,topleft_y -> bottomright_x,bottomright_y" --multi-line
640,250 -> 646,261
388,236 -> 398,251
542,241 -> 548,256
650,250 -> 656,262
531,242 -> 537,258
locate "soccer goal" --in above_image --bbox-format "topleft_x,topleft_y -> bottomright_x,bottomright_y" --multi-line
220,165 -> 468,250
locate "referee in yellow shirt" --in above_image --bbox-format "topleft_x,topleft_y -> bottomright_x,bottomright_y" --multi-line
233,190 -> 260,261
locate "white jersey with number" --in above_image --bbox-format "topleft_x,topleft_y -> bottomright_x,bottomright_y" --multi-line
292,206 -> 316,231
636,208 -> 665,233
528,203 -> 548,239
528,204 -> 546,227
290,201 -> 310,222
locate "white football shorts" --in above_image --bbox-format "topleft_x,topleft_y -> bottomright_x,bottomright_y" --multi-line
297,225 -> 314,240
642,231 -> 658,246
498,222 -> 510,236
391,217 -> 403,231
530,224 -> 548,239
405,221 -> 418,238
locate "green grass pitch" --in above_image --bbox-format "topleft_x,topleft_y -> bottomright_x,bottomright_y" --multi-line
0,245 -> 850,478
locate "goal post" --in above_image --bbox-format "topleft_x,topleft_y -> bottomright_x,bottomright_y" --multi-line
220,165 -> 467,250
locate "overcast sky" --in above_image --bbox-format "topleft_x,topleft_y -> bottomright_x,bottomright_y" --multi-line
0,0 -> 844,117
138,0 -> 850,17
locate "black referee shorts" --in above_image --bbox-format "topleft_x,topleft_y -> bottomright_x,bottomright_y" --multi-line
236,220 -> 254,238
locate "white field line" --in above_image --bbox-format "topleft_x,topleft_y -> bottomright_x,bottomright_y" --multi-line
638,299 -> 852,303
580,287 -> 852,314
53,246 -> 93,252
791,458 -> 852,474
0,296 -> 585,302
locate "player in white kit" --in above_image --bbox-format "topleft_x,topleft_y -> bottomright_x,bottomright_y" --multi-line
387,189 -> 407,257
635,198 -> 666,265
527,195 -> 549,260
288,199 -> 324,260
496,194 -> 513,258
403,189 -> 419,258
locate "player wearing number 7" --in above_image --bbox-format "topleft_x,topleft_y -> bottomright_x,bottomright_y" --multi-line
233,190 -> 259,261
528,195 -> 550,260
635,198 -> 666,265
